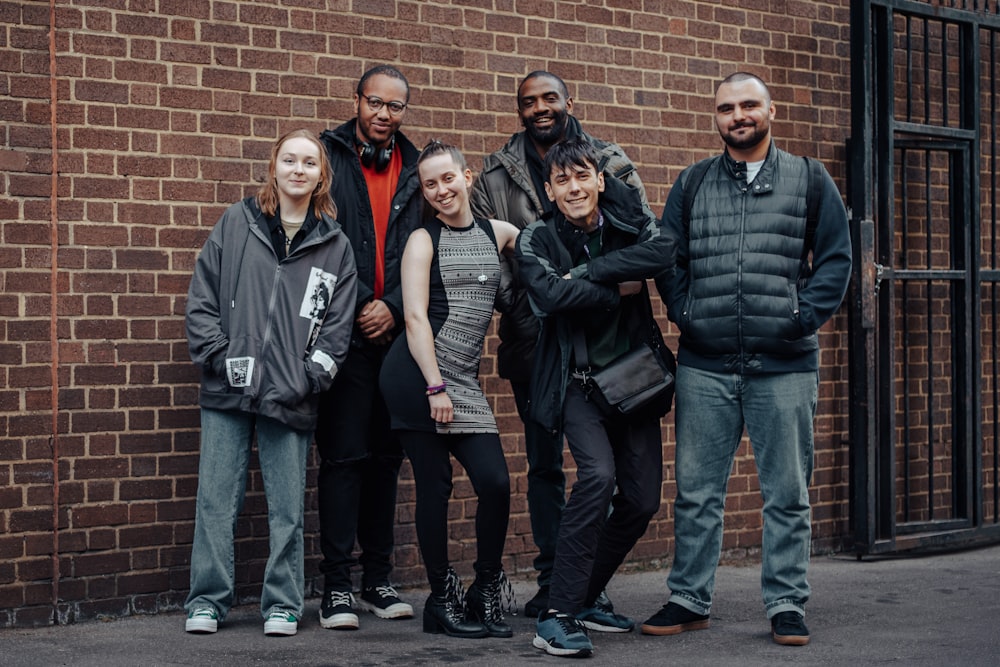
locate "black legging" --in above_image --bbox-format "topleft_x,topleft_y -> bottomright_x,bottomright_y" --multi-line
399,430 -> 510,595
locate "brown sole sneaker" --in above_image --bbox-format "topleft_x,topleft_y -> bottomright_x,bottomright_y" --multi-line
640,618 -> 710,636
772,630 -> 810,646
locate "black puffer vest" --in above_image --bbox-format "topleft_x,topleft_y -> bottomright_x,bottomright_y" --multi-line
679,146 -> 816,373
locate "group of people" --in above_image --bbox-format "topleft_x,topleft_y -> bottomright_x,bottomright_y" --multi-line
182,65 -> 852,659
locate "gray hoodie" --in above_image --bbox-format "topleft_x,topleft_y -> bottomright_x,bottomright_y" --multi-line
186,197 -> 358,431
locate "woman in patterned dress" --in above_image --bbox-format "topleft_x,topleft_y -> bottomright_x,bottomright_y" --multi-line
379,141 -> 519,639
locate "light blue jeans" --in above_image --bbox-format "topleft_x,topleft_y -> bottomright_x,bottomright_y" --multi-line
667,365 -> 817,619
185,408 -> 311,619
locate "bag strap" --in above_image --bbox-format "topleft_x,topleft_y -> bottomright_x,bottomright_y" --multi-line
800,156 -> 823,266
681,157 -> 717,241
572,327 -> 591,372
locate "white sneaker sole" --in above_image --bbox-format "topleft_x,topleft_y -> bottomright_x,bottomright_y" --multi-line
532,634 -> 593,657
264,620 -> 297,636
579,619 -> 634,633
185,619 -> 218,634
355,599 -> 414,619
319,611 -> 359,630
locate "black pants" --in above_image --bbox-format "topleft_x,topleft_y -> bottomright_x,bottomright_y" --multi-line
548,381 -> 663,614
399,430 -> 510,595
315,343 -> 404,592
511,379 -> 566,587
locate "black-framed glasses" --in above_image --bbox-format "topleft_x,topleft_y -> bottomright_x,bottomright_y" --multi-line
360,94 -> 407,116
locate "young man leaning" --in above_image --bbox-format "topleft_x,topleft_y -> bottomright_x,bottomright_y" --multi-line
515,138 -> 676,658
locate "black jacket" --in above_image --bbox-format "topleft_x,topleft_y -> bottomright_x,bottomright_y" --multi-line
470,117 -> 650,382
662,142 -> 852,374
515,177 -> 675,431
319,120 -> 422,344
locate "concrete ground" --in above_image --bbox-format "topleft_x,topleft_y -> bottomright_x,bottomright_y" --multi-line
2,544 -> 998,666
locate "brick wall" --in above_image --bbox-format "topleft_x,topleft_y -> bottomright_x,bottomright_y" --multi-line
0,0 -> 853,627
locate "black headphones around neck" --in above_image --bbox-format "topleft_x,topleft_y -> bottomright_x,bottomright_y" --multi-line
356,134 -> 395,172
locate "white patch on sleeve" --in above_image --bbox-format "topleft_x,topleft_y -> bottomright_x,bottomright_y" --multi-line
310,349 -> 337,377
226,357 -> 254,387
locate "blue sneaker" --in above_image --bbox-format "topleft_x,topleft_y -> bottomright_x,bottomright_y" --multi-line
576,605 -> 635,633
533,610 -> 594,657
594,590 -> 614,613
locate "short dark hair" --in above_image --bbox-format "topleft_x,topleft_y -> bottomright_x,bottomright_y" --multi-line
718,72 -> 771,103
357,64 -> 410,102
543,138 -> 600,183
517,70 -> 570,99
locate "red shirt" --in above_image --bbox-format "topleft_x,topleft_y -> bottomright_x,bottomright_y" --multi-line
360,147 -> 401,299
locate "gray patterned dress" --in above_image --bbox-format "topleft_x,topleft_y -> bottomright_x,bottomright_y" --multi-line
380,218 -> 500,434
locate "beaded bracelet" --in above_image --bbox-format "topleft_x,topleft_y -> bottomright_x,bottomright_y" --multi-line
425,382 -> 447,396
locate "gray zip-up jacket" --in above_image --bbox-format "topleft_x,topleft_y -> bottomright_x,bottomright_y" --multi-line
186,197 -> 358,431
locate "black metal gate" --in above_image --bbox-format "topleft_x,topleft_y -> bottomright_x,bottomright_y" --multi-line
849,0 -> 1000,554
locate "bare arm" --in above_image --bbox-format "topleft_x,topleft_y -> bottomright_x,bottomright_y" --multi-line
401,229 -> 453,424
489,218 -> 520,256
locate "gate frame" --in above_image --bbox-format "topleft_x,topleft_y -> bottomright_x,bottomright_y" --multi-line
848,0 -> 1000,555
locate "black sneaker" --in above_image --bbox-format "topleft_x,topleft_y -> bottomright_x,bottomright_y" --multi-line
771,611 -> 810,646
524,584 -> 549,618
356,584 -> 414,620
319,590 -> 359,630
640,602 -> 710,636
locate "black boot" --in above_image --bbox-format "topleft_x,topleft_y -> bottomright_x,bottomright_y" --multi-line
465,568 -> 515,638
423,568 -> 488,639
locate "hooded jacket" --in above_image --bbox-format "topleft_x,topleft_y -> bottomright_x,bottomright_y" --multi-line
470,116 -> 650,382
515,177 -> 675,431
319,120 -> 422,343
661,142 -> 852,374
186,197 -> 358,432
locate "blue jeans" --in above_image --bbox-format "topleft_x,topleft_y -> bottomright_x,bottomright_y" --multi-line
185,408 -> 311,619
667,365 -> 817,619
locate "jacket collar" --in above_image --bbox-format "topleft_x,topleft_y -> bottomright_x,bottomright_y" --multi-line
322,119 -> 420,167
722,140 -> 776,196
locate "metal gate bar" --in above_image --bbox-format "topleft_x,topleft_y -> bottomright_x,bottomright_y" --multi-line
849,0 -> 1000,554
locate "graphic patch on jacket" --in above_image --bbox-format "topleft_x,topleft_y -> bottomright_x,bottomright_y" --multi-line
301,267 -> 338,321
303,267 -> 339,352
227,357 -> 254,387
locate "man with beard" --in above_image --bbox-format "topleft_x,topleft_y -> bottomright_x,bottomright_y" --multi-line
640,72 -> 851,646
314,65 -> 422,630
470,71 -> 652,622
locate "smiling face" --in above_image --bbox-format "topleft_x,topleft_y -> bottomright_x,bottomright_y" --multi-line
544,159 -> 605,232
418,152 -> 474,225
354,73 -> 409,149
714,77 -> 775,161
274,136 -> 323,206
518,74 -> 573,152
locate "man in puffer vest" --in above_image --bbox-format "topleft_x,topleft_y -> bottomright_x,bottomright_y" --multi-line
640,72 -> 852,647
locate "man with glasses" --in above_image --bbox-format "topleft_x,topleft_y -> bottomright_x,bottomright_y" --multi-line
315,64 -> 422,630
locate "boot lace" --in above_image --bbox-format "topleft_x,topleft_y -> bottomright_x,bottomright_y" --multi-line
442,567 -> 467,617
467,568 -> 518,622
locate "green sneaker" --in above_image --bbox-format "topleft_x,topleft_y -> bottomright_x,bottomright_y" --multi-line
264,609 -> 298,636
185,607 -> 219,634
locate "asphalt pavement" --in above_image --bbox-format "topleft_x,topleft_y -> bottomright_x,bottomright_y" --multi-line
2,544 -> 999,666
